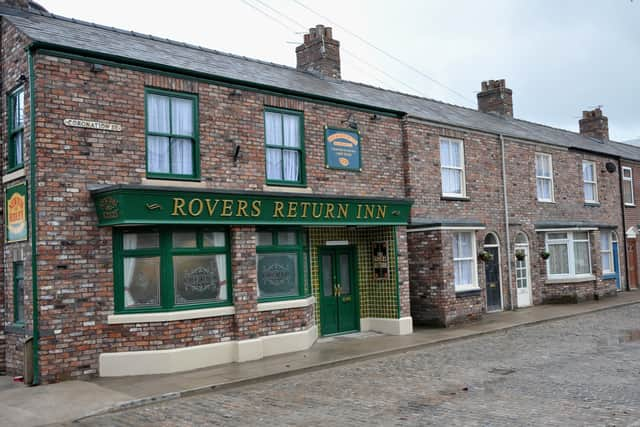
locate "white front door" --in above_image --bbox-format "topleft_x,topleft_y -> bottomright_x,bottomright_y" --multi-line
515,245 -> 532,307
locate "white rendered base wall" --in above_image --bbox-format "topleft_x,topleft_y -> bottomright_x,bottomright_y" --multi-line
99,326 -> 318,377
360,317 -> 413,335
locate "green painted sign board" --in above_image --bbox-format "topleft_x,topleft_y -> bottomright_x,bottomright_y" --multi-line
92,186 -> 411,226
325,127 -> 361,171
6,182 -> 28,242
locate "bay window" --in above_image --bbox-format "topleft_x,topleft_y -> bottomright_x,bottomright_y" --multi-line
546,232 -> 592,279
114,228 -> 230,313
146,89 -> 199,179
452,232 -> 477,291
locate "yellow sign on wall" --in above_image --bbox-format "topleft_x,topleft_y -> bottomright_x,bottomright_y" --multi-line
6,182 -> 28,242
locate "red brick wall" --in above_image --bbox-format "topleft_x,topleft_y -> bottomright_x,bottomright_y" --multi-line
27,52 -> 408,382
621,159 -> 640,289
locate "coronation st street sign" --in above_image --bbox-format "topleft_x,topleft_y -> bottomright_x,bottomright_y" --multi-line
63,119 -> 123,132
93,188 -> 412,226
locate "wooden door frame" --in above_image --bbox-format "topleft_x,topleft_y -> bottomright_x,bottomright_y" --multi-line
483,234 -> 504,312
317,245 -> 360,336
514,243 -> 533,308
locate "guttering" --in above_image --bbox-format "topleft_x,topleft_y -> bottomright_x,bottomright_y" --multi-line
500,134 -> 514,311
29,41 -> 404,119
27,46 -> 39,385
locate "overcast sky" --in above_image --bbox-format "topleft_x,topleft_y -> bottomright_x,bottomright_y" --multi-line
39,0 -> 640,142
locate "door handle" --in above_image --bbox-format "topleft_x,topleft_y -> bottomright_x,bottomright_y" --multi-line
336,283 -> 341,296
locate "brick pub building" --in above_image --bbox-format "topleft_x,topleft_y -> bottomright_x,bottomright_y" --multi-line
0,1 -> 637,383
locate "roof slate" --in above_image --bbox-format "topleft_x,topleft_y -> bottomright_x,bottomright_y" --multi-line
4,6 -> 640,161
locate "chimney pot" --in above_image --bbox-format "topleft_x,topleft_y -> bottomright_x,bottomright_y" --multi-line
296,24 -> 341,79
579,107 -> 609,141
477,79 -> 513,117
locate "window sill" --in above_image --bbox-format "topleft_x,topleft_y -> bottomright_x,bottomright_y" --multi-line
584,202 -> 600,207
5,323 -> 26,334
545,275 -> 596,285
262,184 -> 313,194
2,168 -> 25,184
602,273 -> 617,280
441,195 -> 470,201
537,200 -> 556,204
107,305 -> 235,324
257,296 -> 315,312
141,177 -> 206,188
625,203 -> 636,208
455,288 -> 481,297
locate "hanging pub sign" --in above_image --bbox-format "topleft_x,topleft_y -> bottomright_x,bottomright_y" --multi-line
324,126 -> 361,171
372,241 -> 389,280
6,182 -> 28,242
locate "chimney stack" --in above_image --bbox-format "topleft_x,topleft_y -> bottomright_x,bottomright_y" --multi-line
477,79 -> 513,117
579,108 -> 609,142
296,25 -> 341,79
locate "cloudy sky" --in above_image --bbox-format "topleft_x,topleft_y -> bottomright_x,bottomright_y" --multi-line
39,0 -> 640,142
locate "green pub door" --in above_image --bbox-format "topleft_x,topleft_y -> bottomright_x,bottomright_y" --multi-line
319,246 -> 359,335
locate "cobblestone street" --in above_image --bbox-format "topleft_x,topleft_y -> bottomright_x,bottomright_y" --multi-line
73,305 -> 640,426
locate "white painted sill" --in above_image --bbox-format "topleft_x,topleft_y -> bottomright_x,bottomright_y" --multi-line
257,296 -> 315,312
262,185 -> 313,194
2,168 -> 25,184
545,275 -> 596,285
140,177 -> 207,188
107,306 -> 235,324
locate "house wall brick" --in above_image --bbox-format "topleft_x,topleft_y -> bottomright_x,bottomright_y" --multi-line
621,159 -> 640,290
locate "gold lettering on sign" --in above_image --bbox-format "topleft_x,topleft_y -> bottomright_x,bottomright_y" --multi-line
325,203 -> 335,219
364,204 -> 375,219
188,199 -> 203,216
206,199 -> 220,216
221,200 -> 234,217
172,198 -> 187,216
251,200 -> 262,217
287,202 -> 298,218
337,203 -> 349,219
312,202 -> 323,219
356,204 -> 363,219
300,202 -> 311,218
376,205 -> 387,219
236,200 -> 249,217
273,201 -> 285,218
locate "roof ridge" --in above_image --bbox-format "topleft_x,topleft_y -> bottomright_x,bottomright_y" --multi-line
7,6 -> 302,74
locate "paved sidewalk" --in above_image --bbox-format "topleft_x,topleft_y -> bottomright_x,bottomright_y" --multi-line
2,291 -> 640,426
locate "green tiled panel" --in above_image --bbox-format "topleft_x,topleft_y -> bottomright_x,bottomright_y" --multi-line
308,227 -> 398,335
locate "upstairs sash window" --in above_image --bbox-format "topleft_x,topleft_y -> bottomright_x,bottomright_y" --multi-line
535,153 -> 554,202
8,87 -> 25,170
440,138 -> 466,197
622,167 -> 634,206
146,90 -> 198,179
582,161 -> 598,203
264,109 -> 304,185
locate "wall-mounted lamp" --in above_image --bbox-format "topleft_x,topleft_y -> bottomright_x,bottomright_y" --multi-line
230,89 -> 242,97
90,63 -> 104,73
17,74 -> 27,84
341,113 -> 358,130
370,114 -> 381,121
233,143 -> 241,162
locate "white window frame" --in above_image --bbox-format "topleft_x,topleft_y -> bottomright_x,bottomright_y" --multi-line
582,160 -> 598,203
600,231 -> 614,274
440,138 -> 466,198
452,231 -> 478,292
545,231 -> 592,279
535,153 -> 554,202
622,166 -> 635,206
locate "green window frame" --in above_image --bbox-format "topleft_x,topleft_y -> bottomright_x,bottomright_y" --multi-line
256,228 -> 310,302
113,227 -> 231,314
7,87 -> 25,171
145,88 -> 200,180
263,107 -> 306,186
13,261 -> 24,324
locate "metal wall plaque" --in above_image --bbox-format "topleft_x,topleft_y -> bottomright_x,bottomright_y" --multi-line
6,182 -> 28,242
325,127 -> 361,171
372,241 -> 390,280
64,118 -> 123,132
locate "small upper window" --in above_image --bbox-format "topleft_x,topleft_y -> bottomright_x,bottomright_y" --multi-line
535,153 -> 554,202
440,138 -> 465,197
8,87 -> 25,171
582,161 -> 598,203
264,109 -> 304,186
146,89 -> 198,179
623,167 -> 634,206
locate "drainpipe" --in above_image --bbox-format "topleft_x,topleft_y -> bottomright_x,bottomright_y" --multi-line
500,134 -> 515,310
27,46 -> 39,385
618,158 -> 631,291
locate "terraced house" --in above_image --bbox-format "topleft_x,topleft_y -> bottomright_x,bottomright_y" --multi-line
0,1 -> 637,384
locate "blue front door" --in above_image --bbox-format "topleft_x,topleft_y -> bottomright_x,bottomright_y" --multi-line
613,242 -> 621,290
